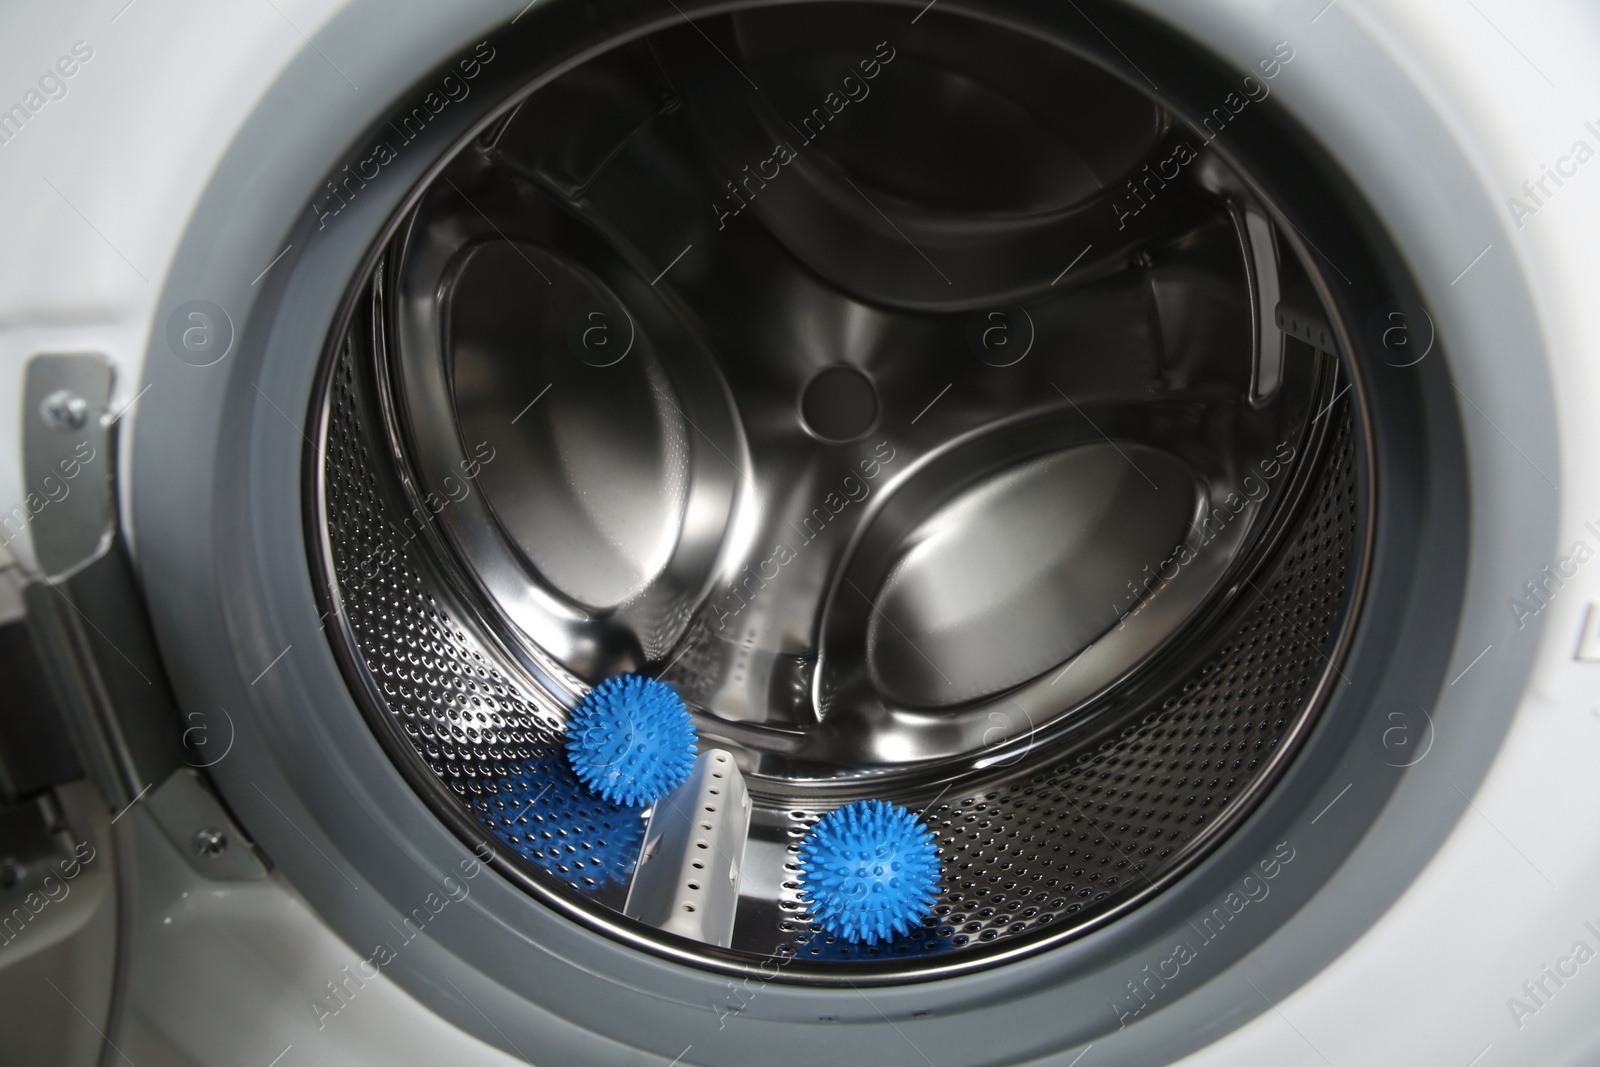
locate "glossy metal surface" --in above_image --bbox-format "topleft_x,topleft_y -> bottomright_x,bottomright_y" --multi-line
318,333 -> 1354,973
314,0 -> 1362,976
384,78 -> 1321,778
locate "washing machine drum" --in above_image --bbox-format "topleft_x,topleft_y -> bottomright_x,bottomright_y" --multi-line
140,0 -> 1469,1059
310,1 -> 1355,972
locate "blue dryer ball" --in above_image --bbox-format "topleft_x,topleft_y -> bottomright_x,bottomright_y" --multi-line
565,674 -> 697,806
798,799 -> 942,946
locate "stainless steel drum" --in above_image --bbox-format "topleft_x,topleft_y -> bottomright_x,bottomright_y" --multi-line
310,0 -> 1366,982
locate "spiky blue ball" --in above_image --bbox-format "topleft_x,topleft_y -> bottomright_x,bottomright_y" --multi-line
565,674 -> 696,806
798,799 -> 941,946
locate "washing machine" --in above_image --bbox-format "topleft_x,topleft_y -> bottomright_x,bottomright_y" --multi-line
0,0 -> 1597,1063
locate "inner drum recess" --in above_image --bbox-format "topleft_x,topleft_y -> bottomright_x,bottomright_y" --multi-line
317,332 -> 1359,972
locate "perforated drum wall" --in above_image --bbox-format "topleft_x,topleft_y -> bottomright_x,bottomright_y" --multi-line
317,313 -> 1361,978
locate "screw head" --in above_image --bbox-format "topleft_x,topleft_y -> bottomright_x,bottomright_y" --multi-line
40,390 -> 89,431
191,828 -> 228,859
